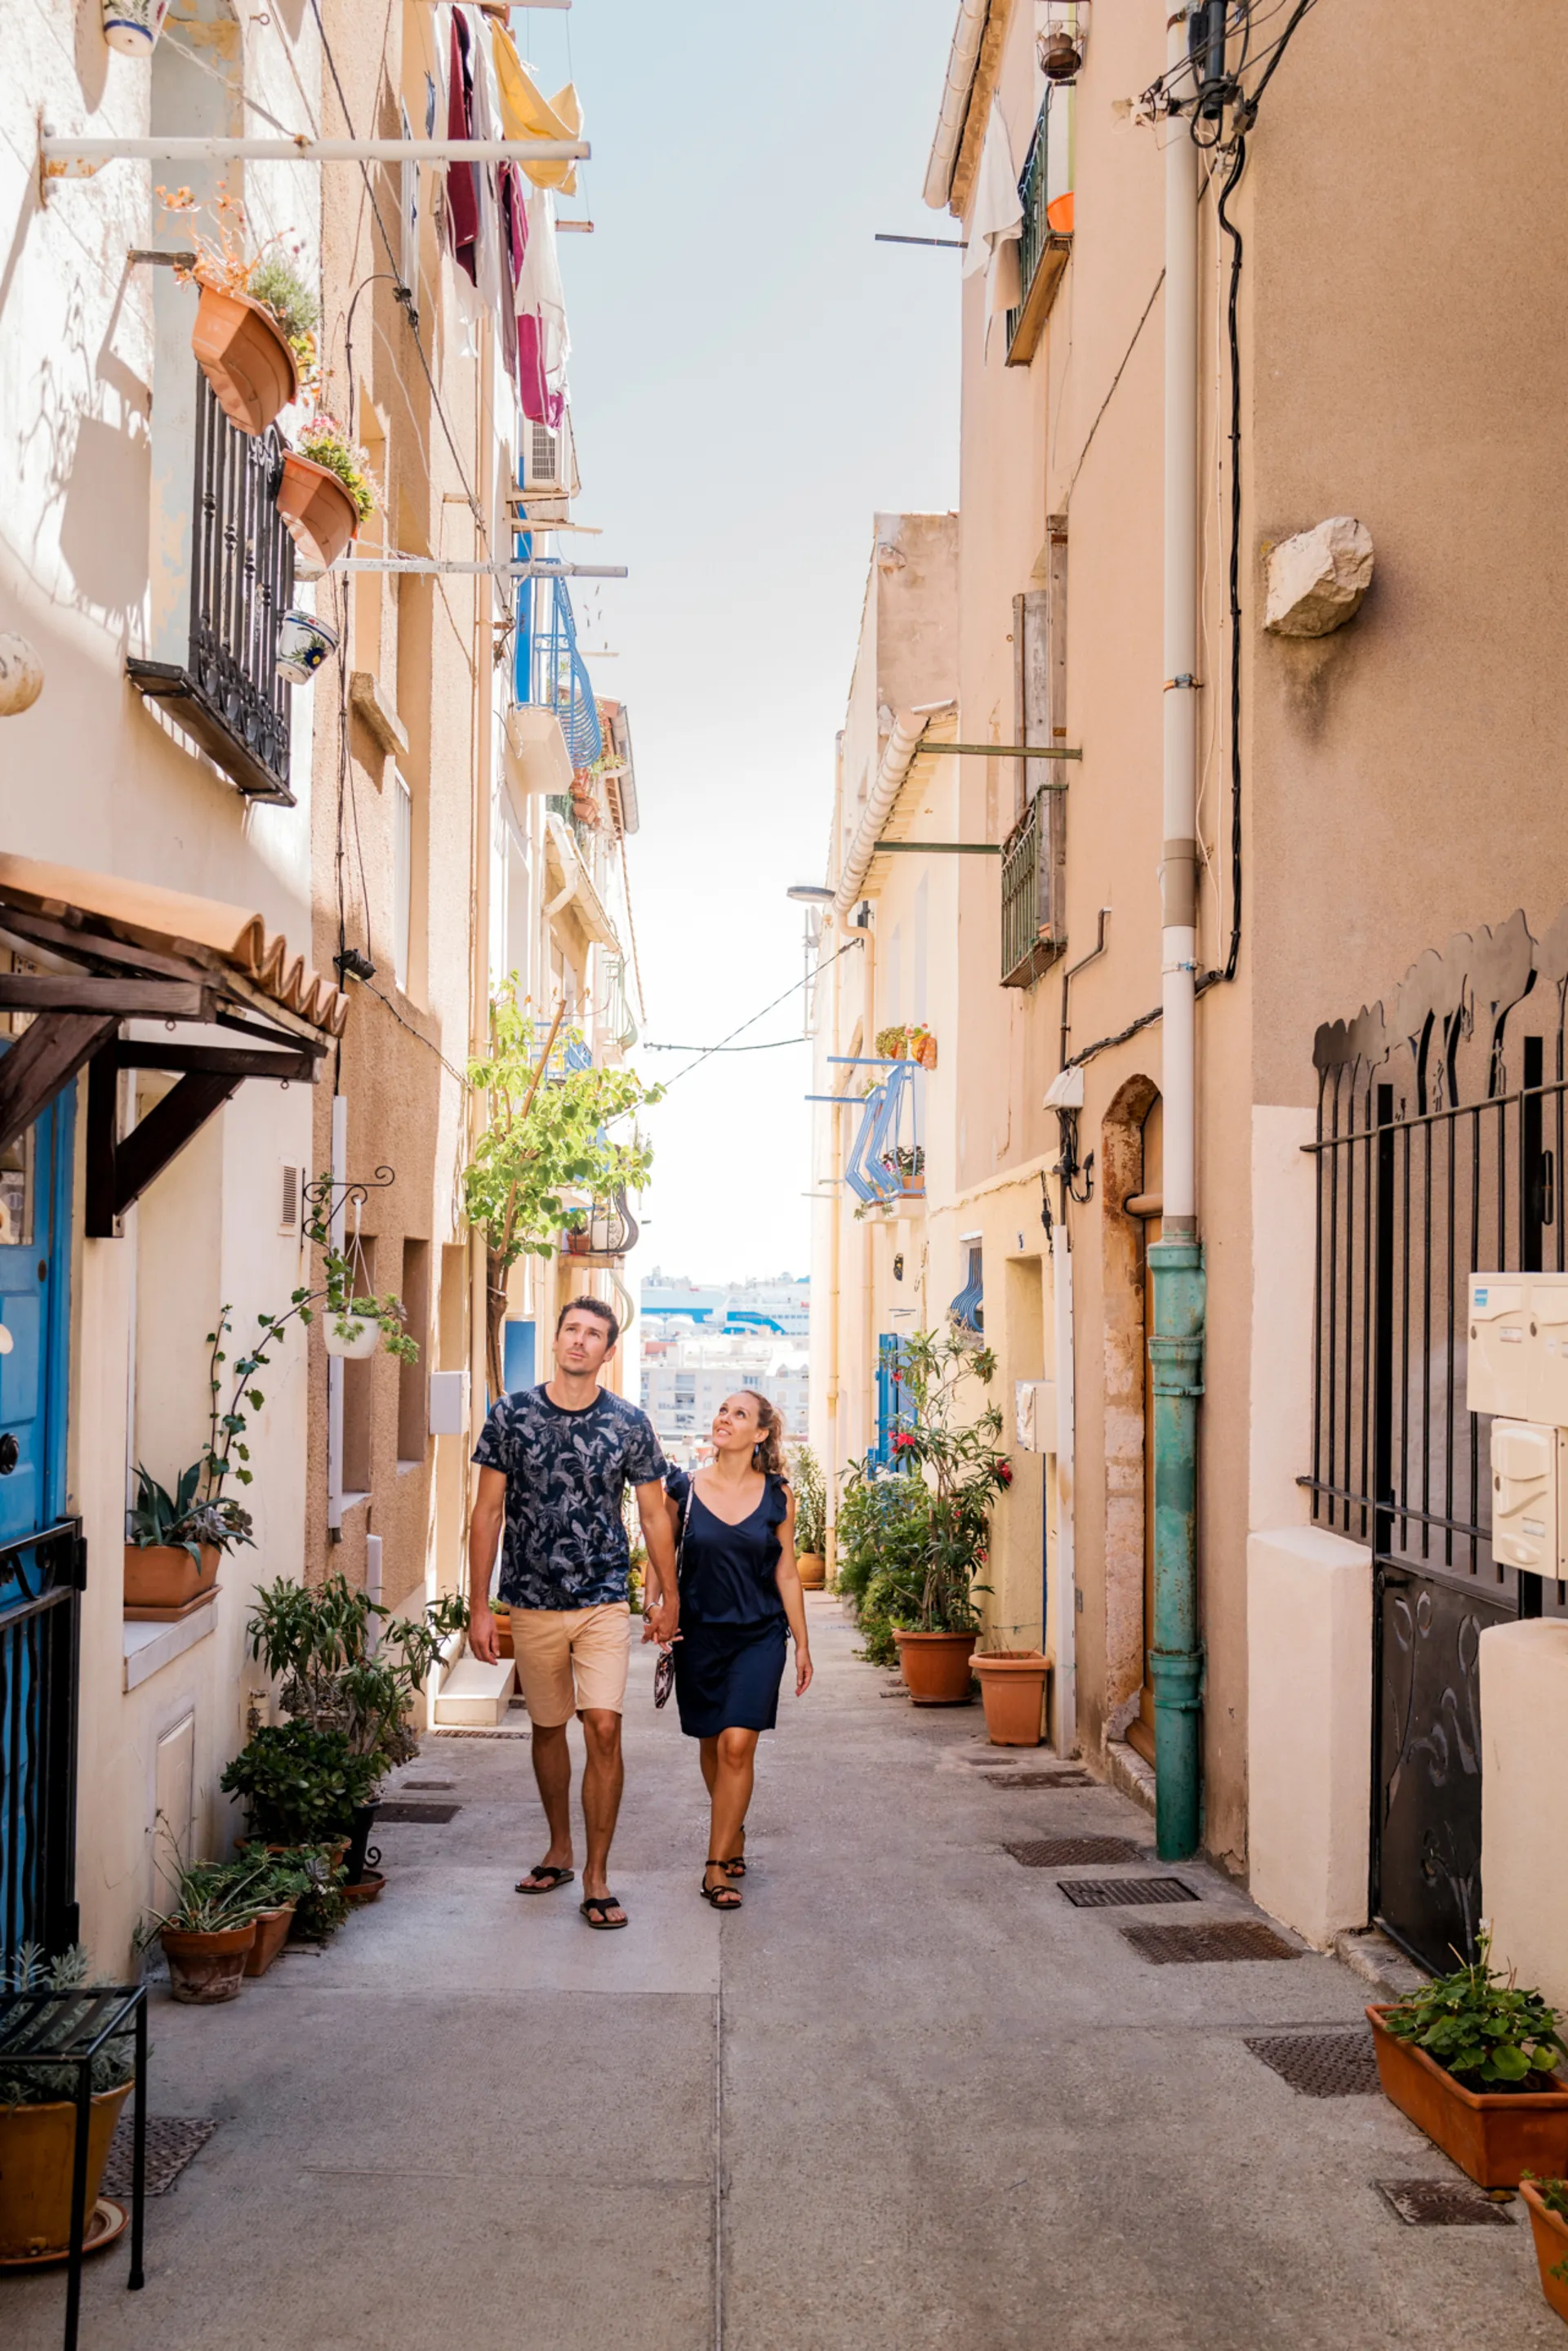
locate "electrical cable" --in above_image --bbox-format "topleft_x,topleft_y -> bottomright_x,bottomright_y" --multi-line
658,937 -> 865,1094
643,1037 -> 809,1055
352,976 -> 474,1088
1216,135 -> 1246,981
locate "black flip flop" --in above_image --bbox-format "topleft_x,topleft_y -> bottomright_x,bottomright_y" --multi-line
515,1865 -> 575,1894
700,1862 -> 742,1910
580,1893 -> 628,1930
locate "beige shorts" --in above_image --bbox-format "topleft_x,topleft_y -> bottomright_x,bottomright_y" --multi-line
511,1602 -> 632,1726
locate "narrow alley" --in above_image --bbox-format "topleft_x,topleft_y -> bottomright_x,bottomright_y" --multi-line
9,1600 -> 1549,2351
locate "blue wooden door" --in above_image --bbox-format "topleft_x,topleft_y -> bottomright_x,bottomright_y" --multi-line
0,1090 -> 80,1955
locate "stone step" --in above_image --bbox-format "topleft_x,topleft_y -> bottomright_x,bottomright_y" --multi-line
431,1653 -> 516,1728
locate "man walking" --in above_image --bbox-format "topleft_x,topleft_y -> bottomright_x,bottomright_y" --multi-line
469,1296 -> 679,1929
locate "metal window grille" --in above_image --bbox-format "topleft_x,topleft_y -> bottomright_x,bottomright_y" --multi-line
1004,96 -> 1071,362
0,1521 -> 84,1954
951,1245 -> 984,1336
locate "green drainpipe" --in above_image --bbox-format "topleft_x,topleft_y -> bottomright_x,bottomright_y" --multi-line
1147,1237 -> 1205,1861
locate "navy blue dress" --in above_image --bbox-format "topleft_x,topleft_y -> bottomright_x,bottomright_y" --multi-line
666,1469 -> 790,1738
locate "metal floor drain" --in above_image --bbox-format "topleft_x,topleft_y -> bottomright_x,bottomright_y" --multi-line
1245,2031 -> 1380,2096
1120,1918 -> 1299,1964
103,2117 -> 216,2198
985,1770 -> 1096,1789
1004,1836 -> 1143,1867
375,1800 -> 461,1822
1375,2179 -> 1516,2227
398,1780 -> 455,1791
430,1728 -> 531,1739
1058,1876 -> 1199,1908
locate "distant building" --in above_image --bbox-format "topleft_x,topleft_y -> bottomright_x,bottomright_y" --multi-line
639,1273 -> 809,1459
640,1269 -> 809,1341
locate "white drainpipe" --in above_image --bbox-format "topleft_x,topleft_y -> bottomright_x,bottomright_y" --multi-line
1050,1222 -> 1077,1756
1161,14 -> 1200,1241
327,1093 -> 347,1537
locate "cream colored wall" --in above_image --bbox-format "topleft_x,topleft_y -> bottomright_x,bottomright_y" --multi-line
1480,1622 -> 1568,2015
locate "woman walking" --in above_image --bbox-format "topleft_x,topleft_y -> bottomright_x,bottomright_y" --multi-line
663,1390 -> 813,1908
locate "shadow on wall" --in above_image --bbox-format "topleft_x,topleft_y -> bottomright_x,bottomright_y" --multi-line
60,413 -> 152,618
74,0 -> 109,109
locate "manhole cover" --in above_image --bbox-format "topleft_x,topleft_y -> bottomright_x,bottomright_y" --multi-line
1058,1876 -> 1199,1908
1120,1918 -> 1299,1964
1004,1836 -> 1143,1867
1245,2031 -> 1380,2096
375,1801 -> 461,1823
985,1770 -> 1096,1790
103,2117 -> 216,2198
1375,2179 -> 1516,2227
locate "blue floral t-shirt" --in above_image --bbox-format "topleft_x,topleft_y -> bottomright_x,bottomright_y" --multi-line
472,1385 -> 668,1610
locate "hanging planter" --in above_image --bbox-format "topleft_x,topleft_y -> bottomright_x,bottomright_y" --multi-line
276,452 -> 361,569
191,283 -> 300,437
101,0 -> 170,58
324,1312 -> 381,1359
276,608 -> 340,685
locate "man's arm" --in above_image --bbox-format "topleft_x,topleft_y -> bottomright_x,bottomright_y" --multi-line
468,1466 -> 508,1664
635,1478 -> 679,1644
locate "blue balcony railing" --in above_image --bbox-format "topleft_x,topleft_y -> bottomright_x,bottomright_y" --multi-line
844,1061 -> 924,1207
535,1019 -> 594,1078
514,555 -> 602,769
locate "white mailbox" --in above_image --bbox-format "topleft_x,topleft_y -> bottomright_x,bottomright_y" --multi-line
428,1368 -> 470,1438
1528,1276 -> 1568,1425
1467,1276 -> 1529,1419
1490,1417 -> 1566,1575
1014,1380 -> 1057,1453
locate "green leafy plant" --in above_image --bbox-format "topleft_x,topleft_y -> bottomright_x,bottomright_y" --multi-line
247,250 -> 319,368
142,1853 -> 275,1942
832,1466 -> 935,1665
872,1328 -> 1009,1635
464,983 -> 661,1396
296,413 -> 377,520
157,184 -> 318,382
220,1720 -> 383,1844
243,1573 -> 466,1778
791,1444 -> 826,1556
1383,1929 -> 1567,2089
129,1460 -> 254,1559
0,1946 -> 136,2104
238,1841 -> 349,1941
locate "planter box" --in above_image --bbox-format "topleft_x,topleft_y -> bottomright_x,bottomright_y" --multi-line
974,1650 -> 1050,1746
0,2082 -> 133,2262
123,1541 -> 218,1621
191,283 -> 298,436
244,1903 -> 296,1977
276,451 -> 360,569
1366,2005 -> 1568,2187
893,1628 -> 977,1706
1521,2181 -> 1568,2326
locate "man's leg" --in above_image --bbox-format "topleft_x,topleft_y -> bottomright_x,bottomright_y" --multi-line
579,1711 -> 625,1916
512,1612 -> 577,1884
529,1722 -> 574,1869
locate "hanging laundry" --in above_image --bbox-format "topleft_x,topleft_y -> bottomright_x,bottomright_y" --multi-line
490,24 -> 582,196
964,98 -> 1023,336
446,7 -> 479,287
467,11 -> 515,383
515,182 -> 568,426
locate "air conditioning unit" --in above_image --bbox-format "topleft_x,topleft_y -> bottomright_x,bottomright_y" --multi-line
523,410 -> 578,497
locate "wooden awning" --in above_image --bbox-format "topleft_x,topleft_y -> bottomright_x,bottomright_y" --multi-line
0,854 -> 349,1235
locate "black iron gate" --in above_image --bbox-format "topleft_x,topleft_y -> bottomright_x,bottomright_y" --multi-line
1307,908 -> 1568,1971
0,1519 -> 84,1956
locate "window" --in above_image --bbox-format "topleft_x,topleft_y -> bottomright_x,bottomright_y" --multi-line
393,770 -> 413,991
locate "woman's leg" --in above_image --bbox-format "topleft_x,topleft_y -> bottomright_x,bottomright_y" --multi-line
705,1727 -> 760,1894
698,1736 -> 719,1802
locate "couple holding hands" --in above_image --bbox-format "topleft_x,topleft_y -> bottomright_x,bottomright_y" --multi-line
467,1297 -> 813,1929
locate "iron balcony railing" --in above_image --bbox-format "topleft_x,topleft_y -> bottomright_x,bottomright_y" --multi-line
127,369 -> 296,804
1005,96 -> 1071,365
1000,793 -> 1058,987
514,566 -> 602,769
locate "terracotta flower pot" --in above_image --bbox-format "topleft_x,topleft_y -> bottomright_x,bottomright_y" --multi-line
492,1604 -> 514,1658
275,451 -> 360,569
243,1903 -> 296,1977
1520,2181 -> 1568,2325
0,2082 -> 133,2262
974,1650 -> 1050,1746
160,1921 -> 256,2005
1366,2005 -> 1568,2188
123,1541 -> 218,1621
795,1551 -> 826,1590
343,1869 -> 385,1904
190,283 -> 299,436
893,1628 -> 978,1706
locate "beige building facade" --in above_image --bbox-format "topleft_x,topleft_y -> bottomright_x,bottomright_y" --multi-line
814,0 -> 1568,1975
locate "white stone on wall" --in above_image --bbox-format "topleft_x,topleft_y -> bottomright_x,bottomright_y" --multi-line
1263,515 -> 1374,638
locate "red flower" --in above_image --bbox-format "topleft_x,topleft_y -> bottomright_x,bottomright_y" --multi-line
998,1461 -> 1013,1487
892,1432 -> 915,1452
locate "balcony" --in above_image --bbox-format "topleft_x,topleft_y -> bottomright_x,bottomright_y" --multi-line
844,1060 -> 924,1209
127,369 -> 296,804
561,1184 -> 640,1266
1005,98 -> 1072,369
1000,792 -> 1061,988
514,569 -> 601,768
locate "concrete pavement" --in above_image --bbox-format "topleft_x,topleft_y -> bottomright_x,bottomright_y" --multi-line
8,1597 -> 1557,2349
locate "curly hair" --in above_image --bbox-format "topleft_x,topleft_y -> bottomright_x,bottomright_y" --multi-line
739,1390 -> 788,1478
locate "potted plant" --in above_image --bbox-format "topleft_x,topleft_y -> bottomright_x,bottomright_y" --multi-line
276,607 -> 340,685
277,413 -> 376,569
464,983 -> 660,1399
157,185 -> 316,435
875,1024 -> 910,1060
0,1945 -> 137,2262
144,1852 -> 274,2003
1521,2175 -> 1568,2324
1368,1930 -> 1568,2187
220,1720 -> 382,1850
791,1444 -> 827,1588
832,1464 -> 933,1662
124,1459 -> 253,1622
877,1328 -> 1008,1704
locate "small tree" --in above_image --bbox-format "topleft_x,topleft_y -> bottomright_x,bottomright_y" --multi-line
463,984 -> 659,1397
880,1327 -> 1011,1634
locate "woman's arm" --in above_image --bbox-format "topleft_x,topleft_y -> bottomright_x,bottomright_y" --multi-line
773,1487 -> 813,1696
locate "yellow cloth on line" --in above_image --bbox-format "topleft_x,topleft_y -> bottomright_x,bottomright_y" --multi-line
491,25 -> 581,194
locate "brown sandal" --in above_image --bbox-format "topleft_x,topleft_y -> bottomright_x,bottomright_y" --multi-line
700,1861 -> 742,1910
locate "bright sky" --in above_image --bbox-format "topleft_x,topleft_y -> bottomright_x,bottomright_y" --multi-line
518,0 -> 960,1284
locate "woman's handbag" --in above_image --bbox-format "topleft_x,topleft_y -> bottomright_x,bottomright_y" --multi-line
653,1478 -> 694,1709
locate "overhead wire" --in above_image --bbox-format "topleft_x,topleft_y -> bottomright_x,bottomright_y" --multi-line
658,937 -> 866,1093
